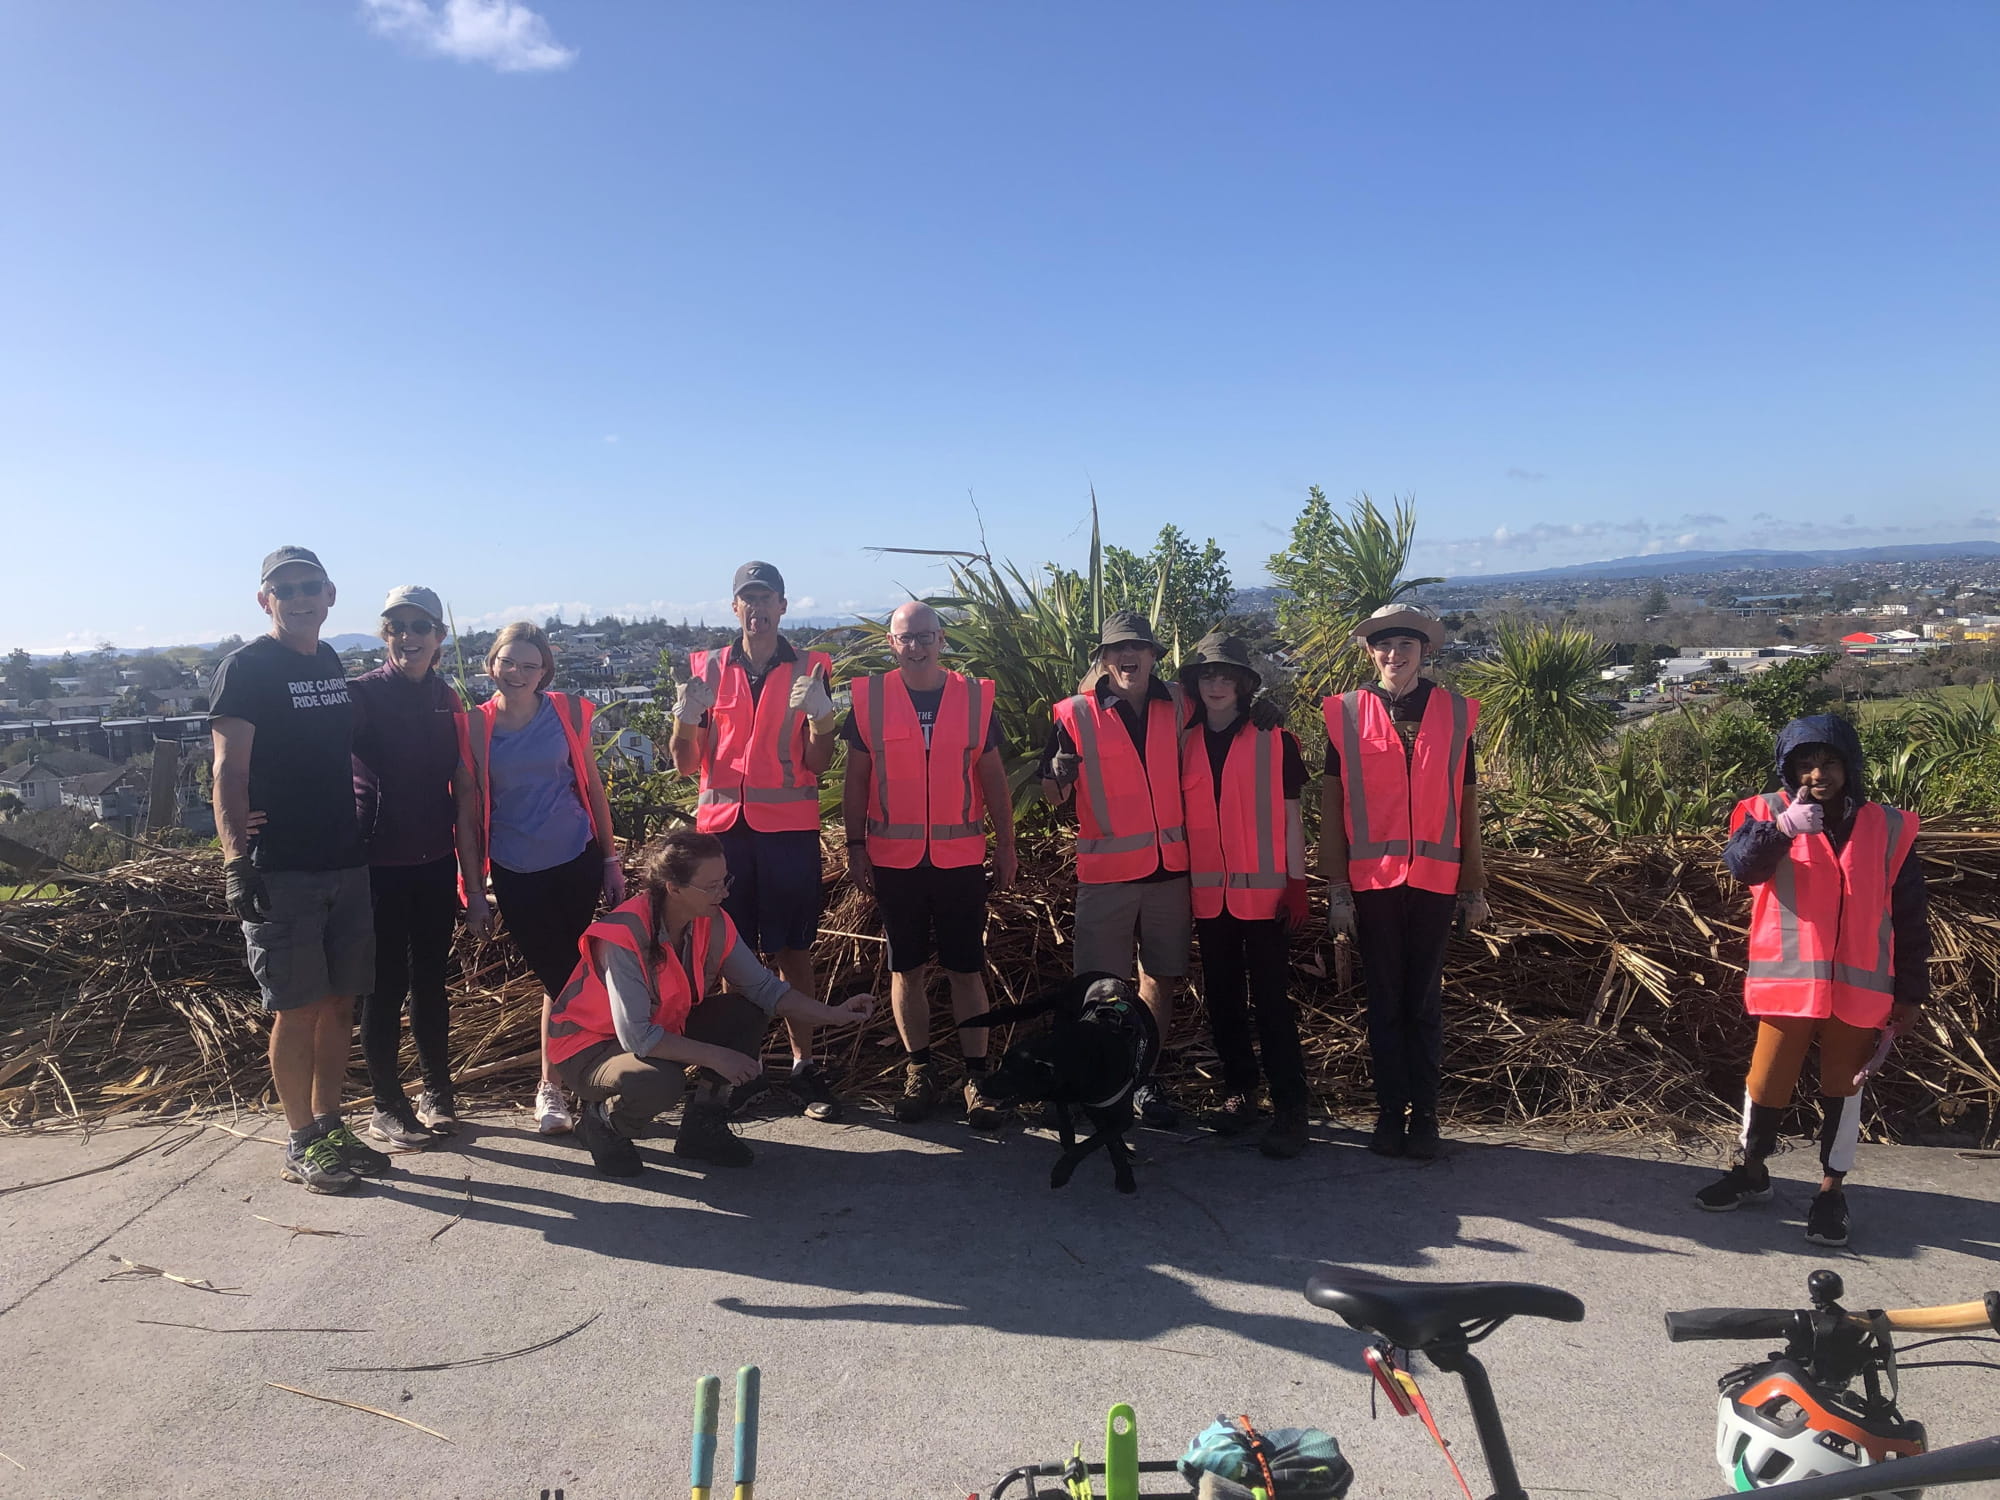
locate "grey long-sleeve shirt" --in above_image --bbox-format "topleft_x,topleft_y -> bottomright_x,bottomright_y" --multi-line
595,929 -> 789,1057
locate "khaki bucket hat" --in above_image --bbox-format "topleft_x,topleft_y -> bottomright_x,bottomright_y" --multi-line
1097,609 -> 1164,654
1352,603 -> 1447,650
1177,630 -> 1262,693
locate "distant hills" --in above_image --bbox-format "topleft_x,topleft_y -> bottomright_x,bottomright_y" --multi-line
1443,540 -> 2000,585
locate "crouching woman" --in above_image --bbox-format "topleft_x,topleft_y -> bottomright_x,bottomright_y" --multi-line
547,829 -> 875,1175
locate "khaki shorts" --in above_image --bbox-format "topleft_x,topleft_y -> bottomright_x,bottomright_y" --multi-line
1072,875 -> 1192,980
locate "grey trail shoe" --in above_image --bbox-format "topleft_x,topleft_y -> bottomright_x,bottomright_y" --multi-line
281,1135 -> 358,1195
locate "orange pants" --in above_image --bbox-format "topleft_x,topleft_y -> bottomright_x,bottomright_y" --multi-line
1745,1017 -> 1877,1106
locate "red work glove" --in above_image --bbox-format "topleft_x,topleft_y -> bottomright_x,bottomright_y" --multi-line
1281,878 -> 1310,934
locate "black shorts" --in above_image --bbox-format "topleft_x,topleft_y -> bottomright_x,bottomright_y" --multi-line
872,861 -> 988,974
717,824 -> 825,954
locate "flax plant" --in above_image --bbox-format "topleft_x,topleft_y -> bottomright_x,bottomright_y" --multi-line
1458,619 -> 1615,793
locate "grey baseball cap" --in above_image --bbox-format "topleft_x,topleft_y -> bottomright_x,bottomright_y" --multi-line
732,560 -> 786,596
260,545 -> 326,583
381,585 -> 445,624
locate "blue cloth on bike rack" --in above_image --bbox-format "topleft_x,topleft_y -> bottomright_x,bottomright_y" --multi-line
1175,1419 -> 1353,1499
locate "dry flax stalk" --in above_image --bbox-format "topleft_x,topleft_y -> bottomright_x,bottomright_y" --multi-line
428,1174 -> 473,1243
328,1310 -> 601,1373
264,1383 -> 451,1443
253,1214 -> 360,1240
101,1254 -> 247,1296
0,1126 -> 188,1197
138,1320 -> 367,1334
0,1449 -> 23,1472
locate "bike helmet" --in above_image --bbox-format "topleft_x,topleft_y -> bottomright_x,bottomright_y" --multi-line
1716,1358 -> 1926,1499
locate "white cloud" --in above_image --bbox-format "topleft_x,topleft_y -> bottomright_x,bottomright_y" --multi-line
360,0 -> 576,73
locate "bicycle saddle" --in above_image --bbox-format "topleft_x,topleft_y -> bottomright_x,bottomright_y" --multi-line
1305,1267 -> 1584,1349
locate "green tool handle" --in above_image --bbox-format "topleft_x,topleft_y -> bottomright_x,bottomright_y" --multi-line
734,1365 -> 761,1498
690,1375 -> 720,1497
1104,1404 -> 1138,1500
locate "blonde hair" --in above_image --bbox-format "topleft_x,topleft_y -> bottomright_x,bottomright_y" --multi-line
486,621 -> 556,691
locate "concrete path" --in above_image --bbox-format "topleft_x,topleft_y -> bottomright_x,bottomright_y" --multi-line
2,1107 -> 1996,1499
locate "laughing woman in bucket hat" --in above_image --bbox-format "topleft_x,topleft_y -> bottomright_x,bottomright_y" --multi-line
1178,632 -> 1314,1158
1318,604 -> 1487,1161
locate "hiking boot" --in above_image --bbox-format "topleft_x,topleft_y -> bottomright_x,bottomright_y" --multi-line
1694,1162 -> 1773,1212
1805,1188 -> 1850,1247
676,1101 -> 754,1168
1213,1094 -> 1261,1135
895,1061 -> 941,1123
534,1081 -> 573,1135
727,1071 -> 774,1116
1369,1108 -> 1408,1159
414,1090 -> 460,1136
576,1101 -> 644,1178
787,1062 -> 845,1123
964,1077 -> 1003,1131
280,1135 -> 358,1195
1405,1112 -> 1442,1162
1133,1083 -> 1181,1128
318,1123 -> 392,1177
1259,1108 -> 1310,1160
367,1101 -> 436,1151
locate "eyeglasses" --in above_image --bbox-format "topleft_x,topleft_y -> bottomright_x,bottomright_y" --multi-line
265,578 -> 326,601
890,631 -> 940,647
386,619 -> 439,638
492,656 -> 544,675
684,874 -> 734,897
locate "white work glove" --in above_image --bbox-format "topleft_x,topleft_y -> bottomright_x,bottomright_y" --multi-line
673,674 -> 716,726
1326,881 -> 1357,940
1776,800 -> 1824,838
789,671 -> 836,728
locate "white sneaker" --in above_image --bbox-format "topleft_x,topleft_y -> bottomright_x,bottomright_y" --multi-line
535,1081 -> 573,1135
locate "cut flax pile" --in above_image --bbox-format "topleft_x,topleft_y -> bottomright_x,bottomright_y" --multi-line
4,835 -> 1997,1145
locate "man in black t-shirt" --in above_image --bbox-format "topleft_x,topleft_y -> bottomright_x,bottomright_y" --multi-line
209,547 -> 386,1195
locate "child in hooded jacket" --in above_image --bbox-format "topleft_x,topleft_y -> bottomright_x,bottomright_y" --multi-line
1697,714 -> 1929,1247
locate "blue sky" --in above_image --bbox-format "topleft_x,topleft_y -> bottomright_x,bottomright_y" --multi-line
3,1 -> 1996,652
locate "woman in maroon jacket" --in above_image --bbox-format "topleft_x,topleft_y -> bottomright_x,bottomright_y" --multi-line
350,586 -> 483,1148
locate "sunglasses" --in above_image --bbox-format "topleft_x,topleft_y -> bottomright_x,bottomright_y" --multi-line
386,618 -> 439,638
265,578 -> 326,601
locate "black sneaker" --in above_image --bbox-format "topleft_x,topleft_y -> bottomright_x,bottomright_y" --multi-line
367,1101 -> 436,1151
1693,1162 -> 1773,1212
676,1101 -> 754,1168
1133,1083 -> 1181,1128
726,1072 -> 774,1117
576,1101 -> 644,1178
1259,1109 -> 1310,1160
786,1062 -> 845,1123
318,1123 -> 392,1177
1369,1109 -> 1408,1159
1805,1189 -> 1850,1247
1213,1094 -> 1261,1135
280,1135 -> 359,1195
895,1061 -> 941,1123
1405,1113 -> 1441,1161
414,1090 -> 460,1136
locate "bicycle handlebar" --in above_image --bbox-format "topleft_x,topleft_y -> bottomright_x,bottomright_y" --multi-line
1691,1434 -> 2000,1500
1665,1293 -> 1999,1342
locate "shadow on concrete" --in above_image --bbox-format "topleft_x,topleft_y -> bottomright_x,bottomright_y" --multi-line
362,1113 -> 2000,1376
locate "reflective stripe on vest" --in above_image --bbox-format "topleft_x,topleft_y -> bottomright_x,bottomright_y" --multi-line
1742,795 -> 1913,1008
691,646 -> 830,833
855,671 -> 993,868
466,690 -> 608,884
546,899 -> 732,1065
1055,691 -> 1189,882
1324,685 -> 1477,896
1182,720 -> 1287,920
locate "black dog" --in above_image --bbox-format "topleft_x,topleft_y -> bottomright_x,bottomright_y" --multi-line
957,972 -> 1159,1194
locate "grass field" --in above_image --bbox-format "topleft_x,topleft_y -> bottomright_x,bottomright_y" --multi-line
1854,683 -> 1986,722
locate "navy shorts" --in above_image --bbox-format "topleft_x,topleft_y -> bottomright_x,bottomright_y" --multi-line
872,861 -> 988,974
717,824 -> 825,954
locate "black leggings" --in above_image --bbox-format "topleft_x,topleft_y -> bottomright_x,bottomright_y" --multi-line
1353,885 -> 1457,1117
491,843 -> 604,997
1197,911 -> 1308,1112
361,856 -> 460,1109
